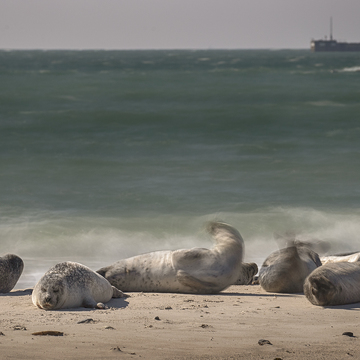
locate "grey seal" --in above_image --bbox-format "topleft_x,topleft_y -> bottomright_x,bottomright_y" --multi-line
233,262 -> 258,285
0,254 -> 24,293
32,261 -> 124,310
97,221 -> 245,294
259,244 -> 321,293
304,262 -> 360,306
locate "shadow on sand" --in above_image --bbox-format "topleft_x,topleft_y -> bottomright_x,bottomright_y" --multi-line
323,302 -> 360,310
0,288 -> 33,297
60,297 -> 130,312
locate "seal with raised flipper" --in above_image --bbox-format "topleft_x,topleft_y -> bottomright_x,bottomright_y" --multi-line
304,262 -> 360,306
258,244 -> 322,293
32,261 -> 125,310
0,254 -> 24,293
97,221 -> 245,294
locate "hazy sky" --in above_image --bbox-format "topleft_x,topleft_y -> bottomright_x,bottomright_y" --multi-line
1,0 -> 360,50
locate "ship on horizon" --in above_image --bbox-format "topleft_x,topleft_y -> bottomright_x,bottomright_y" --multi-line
311,18 -> 360,52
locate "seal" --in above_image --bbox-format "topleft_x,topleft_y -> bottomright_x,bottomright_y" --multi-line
233,262 -> 258,285
258,244 -> 322,293
97,221 -> 244,294
32,261 -> 125,310
0,254 -> 24,293
304,262 -> 360,306
320,251 -> 360,265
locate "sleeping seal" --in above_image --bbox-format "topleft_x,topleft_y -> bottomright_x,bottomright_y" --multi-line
97,221 -> 244,294
320,251 -> 360,265
32,261 -> 124,310
0,254 -> 24,293
304,262 -> 360,306
233,262 -> 258,285
259,244 -> 321,293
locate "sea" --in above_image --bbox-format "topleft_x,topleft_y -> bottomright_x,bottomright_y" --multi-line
1,49 -> 360,289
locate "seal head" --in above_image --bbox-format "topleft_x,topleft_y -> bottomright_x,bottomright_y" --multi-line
304,262 -> 360,306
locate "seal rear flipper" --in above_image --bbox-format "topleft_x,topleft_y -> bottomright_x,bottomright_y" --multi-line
176,270 -> 219,293
112,286 -> 127,298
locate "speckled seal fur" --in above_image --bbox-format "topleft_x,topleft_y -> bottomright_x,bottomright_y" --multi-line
32,261 -> 124,310
233,262 -> 258,285
97,222 -> 245,294
259,244 -> 321,293
304,262 -> 360,306
0,254 -> 24,293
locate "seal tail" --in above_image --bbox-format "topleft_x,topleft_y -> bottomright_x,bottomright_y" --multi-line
206,221 -> 244,246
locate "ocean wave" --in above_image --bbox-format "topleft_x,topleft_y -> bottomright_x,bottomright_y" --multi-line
2,207 -> 360,289
307,100 -> 346,107
340,66 -> 360,72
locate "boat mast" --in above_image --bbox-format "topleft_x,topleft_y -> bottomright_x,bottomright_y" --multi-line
330,17 -> 333,40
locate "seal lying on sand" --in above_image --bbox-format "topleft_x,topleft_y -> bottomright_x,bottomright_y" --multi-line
320,251 -> 360,265
233,262 -> 258,285
32,261 -> 125,310
259,244 -> 322,293
0,254 -> 24,293
97,221 -> 245,294
304,262 -> 360,306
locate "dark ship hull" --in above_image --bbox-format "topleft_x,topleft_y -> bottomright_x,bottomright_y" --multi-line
311,40 -> 360,52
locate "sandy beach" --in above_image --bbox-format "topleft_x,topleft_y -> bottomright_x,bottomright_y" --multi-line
0,285 -> 359,360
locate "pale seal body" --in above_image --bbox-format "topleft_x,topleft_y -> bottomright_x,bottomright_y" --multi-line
304,262 -> 360,306
259,245 -> 321,293
320,251 -> 360,265
32,261 -> 124,310
97,222 -> 244,294
0,254 -> 24,293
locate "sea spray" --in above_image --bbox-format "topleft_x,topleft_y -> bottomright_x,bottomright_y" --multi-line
2,207 -> 359,289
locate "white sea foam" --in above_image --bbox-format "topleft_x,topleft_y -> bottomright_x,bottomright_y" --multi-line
3,207 -> 360,289
340,66 -> 360,72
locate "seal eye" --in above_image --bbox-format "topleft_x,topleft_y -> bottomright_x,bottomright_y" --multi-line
53,288 -> 59,293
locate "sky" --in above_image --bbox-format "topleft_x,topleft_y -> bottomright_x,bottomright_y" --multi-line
1,0 -> 360,50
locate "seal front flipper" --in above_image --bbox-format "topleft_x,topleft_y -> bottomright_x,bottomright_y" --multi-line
82,296 -> 99,309
176,270 -> 218,293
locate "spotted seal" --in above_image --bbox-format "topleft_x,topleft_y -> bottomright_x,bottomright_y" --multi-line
0,254 -> 24,293
233,262 -> 258,285
304,262 -> 360,306
32,261 -> 125,310
258,244 -> 322,293
97,221 -> 244,294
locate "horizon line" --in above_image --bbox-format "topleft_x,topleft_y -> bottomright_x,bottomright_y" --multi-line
0,47 -> 309,51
